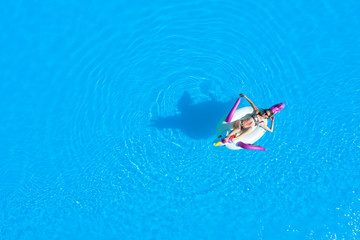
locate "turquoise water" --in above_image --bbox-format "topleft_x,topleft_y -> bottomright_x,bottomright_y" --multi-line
1,0 -> 360,239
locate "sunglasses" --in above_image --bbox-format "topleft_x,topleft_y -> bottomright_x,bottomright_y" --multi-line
263,111 -> 269,117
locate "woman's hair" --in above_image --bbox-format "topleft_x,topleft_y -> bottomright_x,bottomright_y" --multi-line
263,109 -> 274,117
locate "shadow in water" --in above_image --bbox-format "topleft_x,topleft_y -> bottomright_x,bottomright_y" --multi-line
150,91 -> 234,140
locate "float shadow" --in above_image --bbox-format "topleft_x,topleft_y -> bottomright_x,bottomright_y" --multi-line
149,91 -> 234,140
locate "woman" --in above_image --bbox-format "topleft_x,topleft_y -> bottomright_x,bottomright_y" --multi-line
224,94 -> 275,143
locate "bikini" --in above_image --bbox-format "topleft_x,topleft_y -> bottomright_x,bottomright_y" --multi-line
251,114 -> 263,127
234,120 -> 244,129
235,113 -> 263,129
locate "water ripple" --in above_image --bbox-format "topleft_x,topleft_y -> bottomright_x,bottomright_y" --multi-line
5,0 -> 358,237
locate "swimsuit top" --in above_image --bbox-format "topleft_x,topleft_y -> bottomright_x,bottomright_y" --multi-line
251,114 -> 263,127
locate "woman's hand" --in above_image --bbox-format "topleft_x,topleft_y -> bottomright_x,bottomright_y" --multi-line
240,94 -> 245,97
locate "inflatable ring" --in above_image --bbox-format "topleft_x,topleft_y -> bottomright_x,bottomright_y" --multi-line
213,106 -> 267,150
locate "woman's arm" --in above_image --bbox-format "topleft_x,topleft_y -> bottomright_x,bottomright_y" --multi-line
240,94 -> 259,113
260,116 -> 274,132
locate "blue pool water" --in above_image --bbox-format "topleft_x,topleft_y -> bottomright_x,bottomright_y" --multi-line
1,0 -> 360,239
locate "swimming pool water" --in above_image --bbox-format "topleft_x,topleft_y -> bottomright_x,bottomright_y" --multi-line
1,0 -> 360,239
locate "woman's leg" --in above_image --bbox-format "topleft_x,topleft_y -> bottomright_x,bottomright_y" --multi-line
224,127 -> 241,142
233,127 -> 252,141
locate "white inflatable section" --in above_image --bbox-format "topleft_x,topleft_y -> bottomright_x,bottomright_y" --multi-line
215,106 -> 267,150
